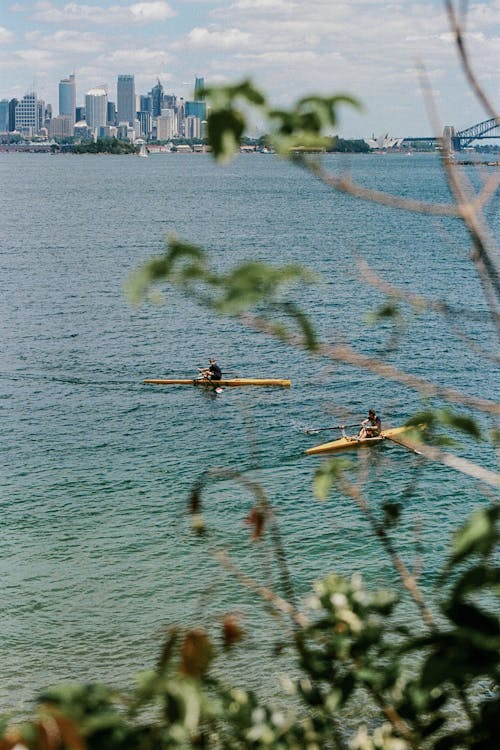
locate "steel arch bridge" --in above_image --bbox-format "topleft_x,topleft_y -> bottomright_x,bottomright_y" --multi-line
453,117 -> 500,149
403,117 -> 500,150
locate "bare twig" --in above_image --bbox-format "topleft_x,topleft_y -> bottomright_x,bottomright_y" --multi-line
445,0 -> 500,122
212,548 -> 308,628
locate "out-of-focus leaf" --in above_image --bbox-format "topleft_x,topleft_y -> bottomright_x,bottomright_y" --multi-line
222,613 -> 244,650
382,501 -> 401,527
447,506 -> 499,568
179,629 -> 214,678
313,459 -> 352,500
281,302 -> 318,350
157,627 -> 180,673
437,409 -> 482,440
443,601 -> 500,636
245,506 -> 266,541
207,108 -> 246,162
450,564 -> 500,600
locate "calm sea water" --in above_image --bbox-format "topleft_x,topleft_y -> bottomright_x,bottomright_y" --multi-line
1,151 -> 498,712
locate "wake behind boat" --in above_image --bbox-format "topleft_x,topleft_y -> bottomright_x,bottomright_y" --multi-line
306,425 -> 412,455
144,377 -> 291,387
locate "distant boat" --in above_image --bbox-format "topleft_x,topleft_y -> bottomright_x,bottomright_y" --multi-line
138,144 -> 148,158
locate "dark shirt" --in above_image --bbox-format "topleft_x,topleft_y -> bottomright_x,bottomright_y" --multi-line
209,363 -> 222,380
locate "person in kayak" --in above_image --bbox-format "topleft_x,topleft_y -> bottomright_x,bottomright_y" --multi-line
357,409 -> 382,439
198,357 -> 222,381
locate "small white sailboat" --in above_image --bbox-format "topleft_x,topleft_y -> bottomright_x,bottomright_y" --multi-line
138,143 -> 148,158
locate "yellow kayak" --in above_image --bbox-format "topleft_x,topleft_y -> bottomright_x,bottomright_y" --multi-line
144,378 -> 291,387
305,425 -> 412,455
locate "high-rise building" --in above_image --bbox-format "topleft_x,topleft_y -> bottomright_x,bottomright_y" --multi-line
139,94 -> 152,113
49,115 -> 73,139
8,98 -> 18,131
0,100 -> 9,132
59,73 -> 76,129
185,115 -> 201,139
107,101 -> 117,125
150,79 -> 163,117
185,100 -> 206,120
194,76 -> 205,98
117,74 -> 135,125
15,91 -> 38,134
85,87 -> 108,133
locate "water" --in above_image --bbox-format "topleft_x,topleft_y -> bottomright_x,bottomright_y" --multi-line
1,151 -> 498,712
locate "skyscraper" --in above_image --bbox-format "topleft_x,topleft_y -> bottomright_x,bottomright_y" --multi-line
117,74 -> 135,125
85,87 -> 108,133
59,74 -> 76,129
194,76 -> 205,98
15,91 -> 38,134
0,100 -> 9,132
150,79 -> 163,117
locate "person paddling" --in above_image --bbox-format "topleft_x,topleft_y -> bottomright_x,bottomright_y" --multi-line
357,409 -> 382,439
198,357 -> 222,382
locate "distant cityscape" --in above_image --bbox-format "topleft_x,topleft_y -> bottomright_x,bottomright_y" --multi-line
0,73 -> 208,143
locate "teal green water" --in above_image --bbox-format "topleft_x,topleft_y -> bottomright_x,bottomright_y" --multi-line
1,152 -> 498,711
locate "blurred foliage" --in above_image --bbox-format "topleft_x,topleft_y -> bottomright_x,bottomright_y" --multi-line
1,503 -> 498,749
125,237 -> 319,349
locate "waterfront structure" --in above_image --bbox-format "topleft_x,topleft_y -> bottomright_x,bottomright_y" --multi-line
59,74 -> 76,130
117,74 -> 135,126
85,87 -> 108,134
365,133 -> 404,150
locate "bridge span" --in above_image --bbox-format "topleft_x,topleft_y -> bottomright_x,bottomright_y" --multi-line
403,117 -> 500,150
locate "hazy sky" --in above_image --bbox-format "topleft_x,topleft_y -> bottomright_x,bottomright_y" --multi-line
1,0 -> 499,138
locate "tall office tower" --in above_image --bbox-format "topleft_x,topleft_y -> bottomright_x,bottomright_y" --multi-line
139,94 -> 152,113
107,101 -> 117,125
15,91 -> 38,134
185,115 -> 201,139
117,74 -> 135,125
59,73 -> 76,129
137,111 -> 152,138
163,94 -> 176,109
0,100 -> 9,132
150,79 -> 163,117
76,106 -> 85,122
8,98 -> 18,131
185,100 -> 206,120
194,76 -> 204,98
85,87 -> 108,133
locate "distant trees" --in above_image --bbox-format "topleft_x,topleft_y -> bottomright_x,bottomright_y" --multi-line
72,137 -> 138,155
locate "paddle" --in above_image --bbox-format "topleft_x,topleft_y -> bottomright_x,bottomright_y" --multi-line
304,423 -> 361,434
382,433 -> 423,455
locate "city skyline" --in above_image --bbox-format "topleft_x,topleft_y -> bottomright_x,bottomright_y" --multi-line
1,1 -> 499,139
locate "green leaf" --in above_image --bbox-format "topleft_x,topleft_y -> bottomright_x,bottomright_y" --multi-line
207,108 -> 246,162
281,302 -> 318,350
443,602 -> 500,637
447,506 -> 499,568
450,564 -> 500,600
313,459 -> 352,500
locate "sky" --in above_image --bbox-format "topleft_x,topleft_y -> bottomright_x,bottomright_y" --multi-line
1,0 -> 499,138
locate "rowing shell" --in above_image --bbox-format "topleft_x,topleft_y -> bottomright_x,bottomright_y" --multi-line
144,378 -> 291,387
305,426 -> 411,455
